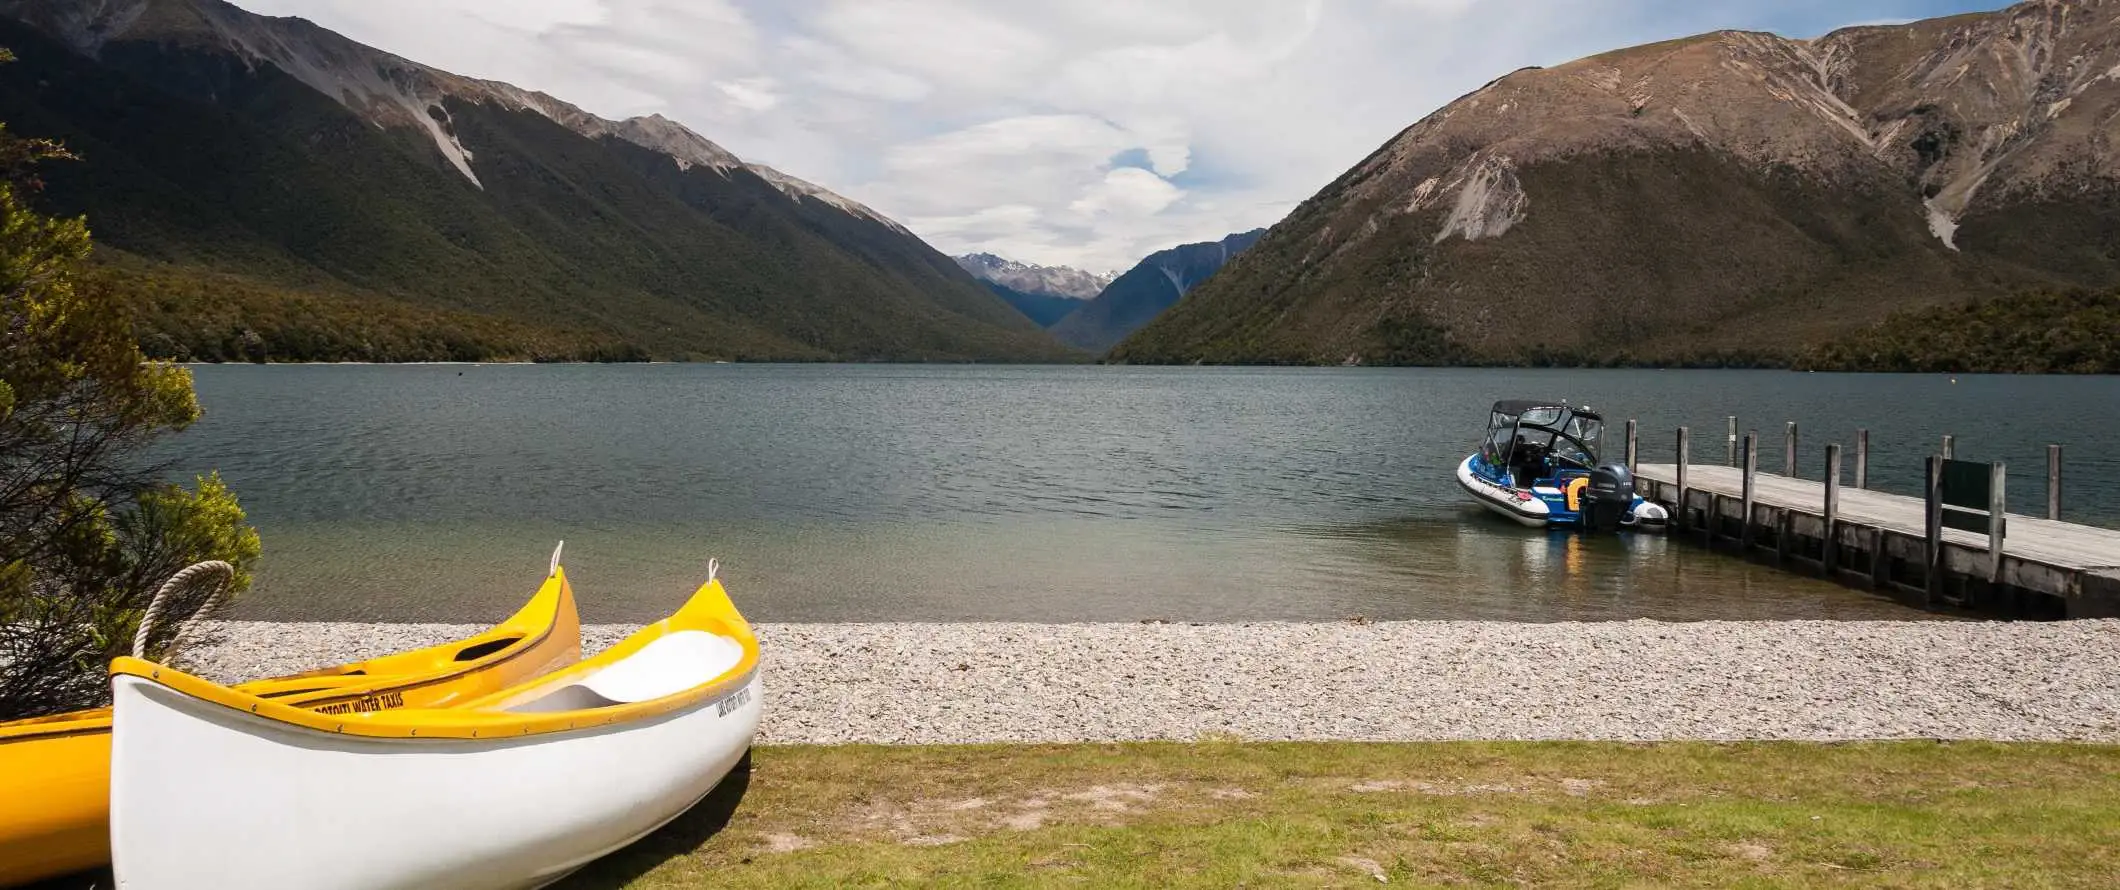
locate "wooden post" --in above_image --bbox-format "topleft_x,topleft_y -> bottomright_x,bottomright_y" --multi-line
1989,461 -> 2007,583
1784,422 -> 1798,477
1925,455 -> 1943,609
1855,429 -> 1869,489
1869,527 -> 1889,589
1625,419 -> 1638,475
1726,416 -> 1737,467
1942,435 -> 1955,461
1675,427 -> 1691,535
1741,432 -> 1758,552
2048,445 -> 2063,521
1823,444 -> 1842,574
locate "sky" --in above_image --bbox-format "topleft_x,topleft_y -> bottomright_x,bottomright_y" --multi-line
231,0 -> 2005,273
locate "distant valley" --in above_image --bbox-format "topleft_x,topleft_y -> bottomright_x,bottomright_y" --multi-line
1050,230 -> 1265,354
954,254 -> 1111,327
959,231 -> 1264,354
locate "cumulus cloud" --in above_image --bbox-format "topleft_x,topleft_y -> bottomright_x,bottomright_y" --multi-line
232,0 -> 1984,272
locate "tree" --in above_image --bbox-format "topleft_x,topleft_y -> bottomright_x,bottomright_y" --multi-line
0,51 -> 261,720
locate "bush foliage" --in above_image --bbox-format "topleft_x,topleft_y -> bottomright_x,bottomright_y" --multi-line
1801,288 -> 2120,374
0,79 -> 260,719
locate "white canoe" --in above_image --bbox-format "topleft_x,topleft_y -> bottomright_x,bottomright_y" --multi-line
108,571 -> 762,890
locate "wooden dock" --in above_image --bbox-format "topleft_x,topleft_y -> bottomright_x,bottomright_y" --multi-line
1634,461 -> 2120,618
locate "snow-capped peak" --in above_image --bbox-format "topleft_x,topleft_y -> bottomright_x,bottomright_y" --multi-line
953,254 -> 1116,300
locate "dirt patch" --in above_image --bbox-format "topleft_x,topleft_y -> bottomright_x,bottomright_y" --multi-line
1001,807 -> 1052,831
1210,787 -> 1258,800
1728,841 -> 1774,862
828,783 -> 1174,844
1560,778 -> 1603,797
760,833 -> 815,854
1062,784 -> 1163,812
1338,855 -> 1391,882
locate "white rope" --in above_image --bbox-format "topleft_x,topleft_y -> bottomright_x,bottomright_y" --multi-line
707,558 -> 719,582
133,560 -> 236,660
549,540 -> 565,577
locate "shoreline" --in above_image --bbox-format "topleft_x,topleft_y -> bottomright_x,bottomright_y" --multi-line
183,618 -> 2120,745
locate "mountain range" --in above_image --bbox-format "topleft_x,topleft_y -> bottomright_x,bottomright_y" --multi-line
1115,0 -> 2120,367
953,254 -> 1112,327
0,0 -> 1076,362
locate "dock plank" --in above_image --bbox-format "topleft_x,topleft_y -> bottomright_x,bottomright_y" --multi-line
1638,464 -> 2120,572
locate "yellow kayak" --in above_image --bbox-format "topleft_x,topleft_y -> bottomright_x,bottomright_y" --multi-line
106,569 -> 759,890
0,568 -> 581,887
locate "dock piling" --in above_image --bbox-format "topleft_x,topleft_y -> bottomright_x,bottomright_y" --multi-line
1943,435 -> 1956,461
1741,432 -> 1758,552
1785,422 -> 1798,477
1726,416 -> 1737,467
1988,462 -> 2007,583
1855,430 -> 1869,489
1824,444 -> 1842,574
1924,455 -> 1943,608
1675,427 -> 1690,534
1625,419 -> 1638,474
2048,445 -> 2063,521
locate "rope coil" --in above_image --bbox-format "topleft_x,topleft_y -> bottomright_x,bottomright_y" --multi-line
133,561 -> 236,661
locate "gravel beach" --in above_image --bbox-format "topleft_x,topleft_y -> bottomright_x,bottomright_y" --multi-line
183,620 -> 2120,744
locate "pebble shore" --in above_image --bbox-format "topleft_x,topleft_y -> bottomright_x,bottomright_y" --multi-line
184,620 -> 2120,744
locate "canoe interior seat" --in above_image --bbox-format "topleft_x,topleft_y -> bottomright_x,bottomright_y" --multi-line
506,631 -> 744,714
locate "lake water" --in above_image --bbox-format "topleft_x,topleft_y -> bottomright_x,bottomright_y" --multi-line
161,365 -> 2120,624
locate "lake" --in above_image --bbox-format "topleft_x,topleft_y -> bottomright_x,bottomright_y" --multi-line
160,365 -> 2120,624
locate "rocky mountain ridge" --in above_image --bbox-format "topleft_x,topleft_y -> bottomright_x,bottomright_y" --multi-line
1116,0 -> 2120,366
0,0 -> 1068,361
953,253 -> 1115,301
1,0 -> 905,228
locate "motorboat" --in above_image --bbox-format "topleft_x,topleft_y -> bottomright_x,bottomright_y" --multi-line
0,565 -> 579,887
106,566 -> 760,890
1455,400 -> 1667,532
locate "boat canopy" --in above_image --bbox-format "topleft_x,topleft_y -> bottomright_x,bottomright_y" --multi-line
1482,400 -> 1607,476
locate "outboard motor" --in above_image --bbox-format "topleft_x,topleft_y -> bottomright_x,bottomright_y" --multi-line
1582,463 -> 1635,532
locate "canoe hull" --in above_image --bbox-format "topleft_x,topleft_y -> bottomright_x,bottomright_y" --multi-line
0,730 -> 109,886
0,574 -> 578,888
110,670 -> 762,890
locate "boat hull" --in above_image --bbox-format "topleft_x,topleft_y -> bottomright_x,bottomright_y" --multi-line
1454,455 -> 1553,527
109,670 -> 762,890
1455,454 -> 1668,532
0,576 -> 578,887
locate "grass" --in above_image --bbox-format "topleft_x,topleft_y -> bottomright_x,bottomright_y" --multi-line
561,741 -> 2120,889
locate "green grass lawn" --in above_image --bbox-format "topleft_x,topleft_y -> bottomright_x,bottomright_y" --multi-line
560,741 -> 2120,889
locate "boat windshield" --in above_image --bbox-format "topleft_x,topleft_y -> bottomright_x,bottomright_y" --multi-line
1482,403 -> 1606,474
1548,415 -> 1603,469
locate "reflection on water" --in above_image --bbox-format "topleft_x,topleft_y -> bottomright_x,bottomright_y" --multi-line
158,365 -> 2115,623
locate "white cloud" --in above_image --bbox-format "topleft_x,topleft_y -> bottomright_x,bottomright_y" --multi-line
1071,168 -> 1184,218
229,0 -> 1954,272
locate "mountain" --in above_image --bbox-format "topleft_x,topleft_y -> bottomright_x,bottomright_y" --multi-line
0,0 -> 1076,362
954,254 -> 1113,300
953,253 -> 1113,327
1114,0 -> 2120,368
1049,230 -> 1266,353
